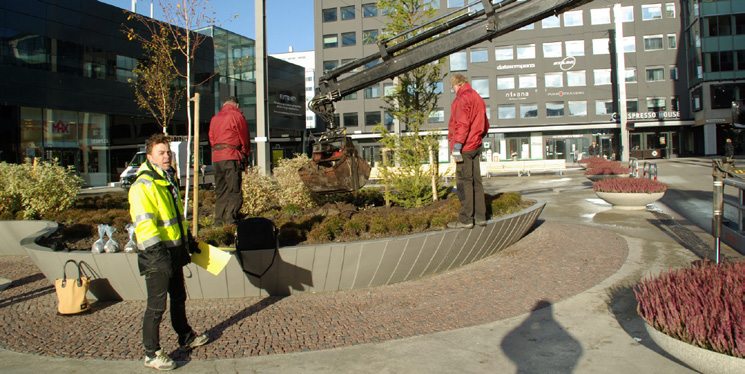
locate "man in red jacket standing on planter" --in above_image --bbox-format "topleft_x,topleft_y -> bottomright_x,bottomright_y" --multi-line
209,96 -> 251,226
447,73 -> 490,229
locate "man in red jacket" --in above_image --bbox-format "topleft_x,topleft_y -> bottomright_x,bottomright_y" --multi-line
447,73 -> 490,229
209,96 -> 251,226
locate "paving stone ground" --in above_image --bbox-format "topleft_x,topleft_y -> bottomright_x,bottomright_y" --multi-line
0,221 -> 627,361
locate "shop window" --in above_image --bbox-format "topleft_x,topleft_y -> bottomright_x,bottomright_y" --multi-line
20,107 -> 43,159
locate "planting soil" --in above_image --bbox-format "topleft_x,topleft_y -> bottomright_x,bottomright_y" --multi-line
37,189 -> 532,251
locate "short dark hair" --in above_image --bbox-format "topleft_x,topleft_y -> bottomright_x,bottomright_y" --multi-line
223,96 -> 239,105
146,133 -> 170,155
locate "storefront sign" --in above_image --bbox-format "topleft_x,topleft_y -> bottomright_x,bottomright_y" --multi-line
546,90 -> 585,97
627,111 -> 680,120
505,91 -> 530,100
52,120 -> 73,134
497,63 -> 535,70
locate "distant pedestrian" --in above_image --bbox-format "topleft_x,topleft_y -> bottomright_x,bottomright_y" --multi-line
588,141 -> 599,157
725,138 -> 735,158
129,134 -> 208,371
209,96 -> 251,226
447,73 -> 490,229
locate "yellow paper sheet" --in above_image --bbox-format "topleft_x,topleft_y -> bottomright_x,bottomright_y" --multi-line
190,242 -> 233,276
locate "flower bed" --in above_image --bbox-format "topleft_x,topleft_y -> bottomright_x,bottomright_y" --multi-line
584,166 -> 631,176
593,177 -> 667,193
634,261 -> 744,358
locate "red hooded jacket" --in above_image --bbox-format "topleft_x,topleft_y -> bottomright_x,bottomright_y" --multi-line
447,82 -> 490,152
209,104 -> 251,163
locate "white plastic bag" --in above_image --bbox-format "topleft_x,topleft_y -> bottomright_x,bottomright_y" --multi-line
124,223 -> 137,253
103,225 -> 119,253
92,224 -> 107,253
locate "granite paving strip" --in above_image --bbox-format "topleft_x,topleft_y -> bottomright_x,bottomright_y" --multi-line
0,221 -> 627,361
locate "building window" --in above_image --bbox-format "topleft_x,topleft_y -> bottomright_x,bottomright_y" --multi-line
670,66 -> 678,80
519,23 -> 535,31
520,103 -> 538,118
620,6 -> 634,22
707,15 -> 733,37
736,14 -> 745,35
591,8 -> 611,25
115,55 -> 137,83
305,87 -> 313,92
363,30 -> 379,45
622,36 -> 636,52
564,10 -> 583,27
711,85 -> 737,109
365,111 -> 382,126
667,34 -> 677,49
448,0 -> 465,7
545,72 -> 563,88
595,100 -> 613,115
495,46 -> 513,60
365,85 -> 381,99
497,75 -> 515,90
342,32 -> 356,47
546,102 -> 564,117
739,51 -> 745,70
517,44 -> 535,59
323,34 -> 338,48
594,69 -> 612,85
592,38 -> 609,55
431,81 -> 443,94
450,51 -> 467,71
363,3 -> 378,17
627,99 -> 639,113
542,15 -> 560,29
384,112 -> 394,126
428,109 -> 445,123
543,42 -> 562,58
671,96 -> 680,111
568,101 -> 587,116
383,83 -> 395,96
644,35 -> 664,51
692,87 -> 702,111
646,67 -> 665,82
472,77 -> 489,98
323,8 -> 337,22
642,4 -> 662,21
518,74 -> 537,88
471,48 -> 488,63
343,92 -> 358,100
625,68 -> 637,83
665,3 -> 676,18
498,105 -> 516,119
647,97 -> 666,112
343,113 -> 358,127
567,70 -> 586,86
323,60 -> 339,72
565,40 -> 585,56
341,6 -> 355,20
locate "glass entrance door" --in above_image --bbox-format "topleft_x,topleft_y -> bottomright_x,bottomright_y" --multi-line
45,148 -> 80,173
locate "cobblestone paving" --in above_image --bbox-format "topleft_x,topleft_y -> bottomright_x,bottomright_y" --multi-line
0,221 -> 627,361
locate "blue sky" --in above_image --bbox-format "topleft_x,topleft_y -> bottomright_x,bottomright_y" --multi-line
99,0 -> 314,54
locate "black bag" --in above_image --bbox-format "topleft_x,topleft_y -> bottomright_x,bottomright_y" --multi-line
234,217 -> 279,278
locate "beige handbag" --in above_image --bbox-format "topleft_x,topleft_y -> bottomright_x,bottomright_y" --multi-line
54,260 -> 90,315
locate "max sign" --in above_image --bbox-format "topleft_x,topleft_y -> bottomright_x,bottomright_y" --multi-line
52,120 -> 73,134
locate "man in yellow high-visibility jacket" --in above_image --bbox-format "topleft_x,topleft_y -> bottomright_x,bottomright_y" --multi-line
129,133 -> 208,371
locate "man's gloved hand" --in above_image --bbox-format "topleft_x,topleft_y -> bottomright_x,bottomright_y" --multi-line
188,234 -> 201,254
452,143 -> 464,163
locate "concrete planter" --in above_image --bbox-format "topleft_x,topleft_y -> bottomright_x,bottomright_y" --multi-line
11,200 -> 545,300
595,191 -> 664,210
0,220 -> 56,255
644,322 -> 744,374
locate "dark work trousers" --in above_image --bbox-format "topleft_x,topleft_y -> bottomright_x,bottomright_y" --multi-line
143,267 -> 195,357
455,148 -> 486,224
214,160 -> 243,226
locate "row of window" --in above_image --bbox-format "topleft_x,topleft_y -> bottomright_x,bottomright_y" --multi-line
338,95 -> 679,128
322,3 -> 378,22
331,67 -> 677,103
322,29 -> 380,48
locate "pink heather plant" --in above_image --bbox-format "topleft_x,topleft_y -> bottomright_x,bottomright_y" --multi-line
593,177 -> 667,193
584,166 -> 631,176
634,261 -> 745,358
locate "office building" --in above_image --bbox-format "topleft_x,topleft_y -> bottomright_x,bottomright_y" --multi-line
315,0 -> 708,164
271,48 -> 318,130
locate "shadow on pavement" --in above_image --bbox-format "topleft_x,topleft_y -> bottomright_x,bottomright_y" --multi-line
605,284 -> 695,372
500,300 -> 582,373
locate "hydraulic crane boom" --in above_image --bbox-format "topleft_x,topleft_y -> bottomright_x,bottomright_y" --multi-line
300,0 -> 592,194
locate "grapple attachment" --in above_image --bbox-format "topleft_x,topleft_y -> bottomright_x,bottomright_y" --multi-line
299,135 -> 371,194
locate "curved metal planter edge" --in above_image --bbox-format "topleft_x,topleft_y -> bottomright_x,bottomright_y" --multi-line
12,199 -> 545,300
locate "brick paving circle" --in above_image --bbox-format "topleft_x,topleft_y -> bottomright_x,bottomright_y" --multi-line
0,221 -> 627,361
